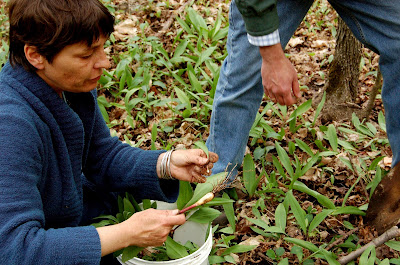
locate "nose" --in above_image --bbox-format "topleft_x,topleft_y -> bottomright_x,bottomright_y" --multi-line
94,49 -> 110,69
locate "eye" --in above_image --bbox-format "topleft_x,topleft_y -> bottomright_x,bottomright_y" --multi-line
81,53 -> 93,59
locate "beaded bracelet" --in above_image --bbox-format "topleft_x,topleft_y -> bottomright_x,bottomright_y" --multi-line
160,150 -> 174,180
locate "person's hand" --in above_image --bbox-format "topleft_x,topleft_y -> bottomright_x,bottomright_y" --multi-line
96,208 -> 186,256
259,43 -> 301,106
158,149 -> 218,183
122,208 -> 185,247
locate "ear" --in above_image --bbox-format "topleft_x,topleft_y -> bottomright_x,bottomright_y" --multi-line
24,44 -> 45,70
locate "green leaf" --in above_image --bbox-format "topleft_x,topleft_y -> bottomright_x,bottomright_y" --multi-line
284,237 -> 319,252
276,142 -> 294,178
272,155 -> 286,178
126,193 -> 141,212
121,246 -> 144,262
177,181 -> 193,210
308,210 -> 333,234
323,251 -> 340,265
222,192 -> 236,231
174,86 -> 191,109
265,226 -> 285,234
332,206 -> 365,216
165,236 -> 189,259
209,255 -> 225,264
123,198 -> 135,214
142,199 -> 151,210
295,139 -> 315,156
378,111 -> 386,132
288,99 -> 312,132
291,245 -> 303,262
194,141 -> 209,159
188,70 -> 203,94
326,124 -> 338,152
380,259 -> 390,265
278,258 -> 289,265
243,154 -> 260,197
245,216 -> 270,231
184,172 -> 227,208
312,91 -> 326,126
150,124 -> 157,150
187,207 -> 221,223
286,190 -> 307,234
385,240 -> 400,251
275,203 -> 287,232
173,39 -> 189,58
204,197 -> 234,206
187,8 -> 208,33
221,244 -> 257,256
359,245 -> 375,265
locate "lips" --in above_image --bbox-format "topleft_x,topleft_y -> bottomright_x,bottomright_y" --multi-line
91,76 -> 101,82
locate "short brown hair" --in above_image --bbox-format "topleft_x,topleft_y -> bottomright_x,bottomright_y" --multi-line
8,0 -> 115,72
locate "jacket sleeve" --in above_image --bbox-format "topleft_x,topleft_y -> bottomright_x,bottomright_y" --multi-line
81,91 -> 179,203
236,0 -> 279,36
0,102 -> 101,265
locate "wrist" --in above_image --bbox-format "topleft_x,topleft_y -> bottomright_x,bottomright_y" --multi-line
259,43 -> 286,62
157,150 -> 174,180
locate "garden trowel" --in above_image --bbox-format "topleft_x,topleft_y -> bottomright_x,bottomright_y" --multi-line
365,162 -> 400,235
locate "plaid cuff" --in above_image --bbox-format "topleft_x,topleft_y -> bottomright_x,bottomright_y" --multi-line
247,29 -> 280,46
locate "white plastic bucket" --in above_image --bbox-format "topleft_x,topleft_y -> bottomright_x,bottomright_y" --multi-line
117,202 -> 212,265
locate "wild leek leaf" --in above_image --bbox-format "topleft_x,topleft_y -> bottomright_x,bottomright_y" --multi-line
222,192 -> 236,231
332,206 -> 365,216
121,246 -> 144,262
286,190 -> 307,234
187,207 -> 221,223
221,244 -> 257,256
177,181 -> 193,210
184,172 -> 227,208
276,142 -> 294,178
165,236 -> 189,260
275,203 -> 287,232
308,210 -> 333,235
194,141 -> 209,159
243,154 -> 260,197
284,237 -> 319,252
326,124 -> 338,152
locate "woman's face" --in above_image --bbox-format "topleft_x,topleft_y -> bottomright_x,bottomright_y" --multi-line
36,35 -> 110,96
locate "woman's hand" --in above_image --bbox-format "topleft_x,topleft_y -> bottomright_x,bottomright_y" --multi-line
97,209 -> 186,256
157,149 -> 218,183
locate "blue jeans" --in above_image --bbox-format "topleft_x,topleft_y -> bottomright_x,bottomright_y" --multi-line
206,0 -> 400,176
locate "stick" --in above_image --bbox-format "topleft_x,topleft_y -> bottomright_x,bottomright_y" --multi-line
325,228 -> 359,251
338,226 -> 400,264
155,1 -> 191,38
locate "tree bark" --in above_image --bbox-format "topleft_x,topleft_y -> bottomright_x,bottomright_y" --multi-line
313,16 -> 381,122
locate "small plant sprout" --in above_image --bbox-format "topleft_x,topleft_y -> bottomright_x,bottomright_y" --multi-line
178,168 -> 237,214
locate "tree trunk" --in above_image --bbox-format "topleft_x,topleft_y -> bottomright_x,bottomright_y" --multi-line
313,16 -> 383,122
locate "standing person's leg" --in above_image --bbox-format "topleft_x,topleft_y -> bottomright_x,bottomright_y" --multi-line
206,0 -> 313,177
328,0 -> 400,166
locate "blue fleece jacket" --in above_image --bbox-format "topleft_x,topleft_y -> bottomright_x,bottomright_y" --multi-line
0,62 -> 179,264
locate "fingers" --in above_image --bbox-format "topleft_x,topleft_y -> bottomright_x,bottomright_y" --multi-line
165,210 -> 186,225
265,85 -> 298,106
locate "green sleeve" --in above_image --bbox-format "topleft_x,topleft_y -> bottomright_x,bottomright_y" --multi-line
236,0 -> 279,36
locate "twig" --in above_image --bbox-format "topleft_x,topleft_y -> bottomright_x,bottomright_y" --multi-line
338,226 -> 400,264
155,1 -> 191,38
325,228 -> 359,251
